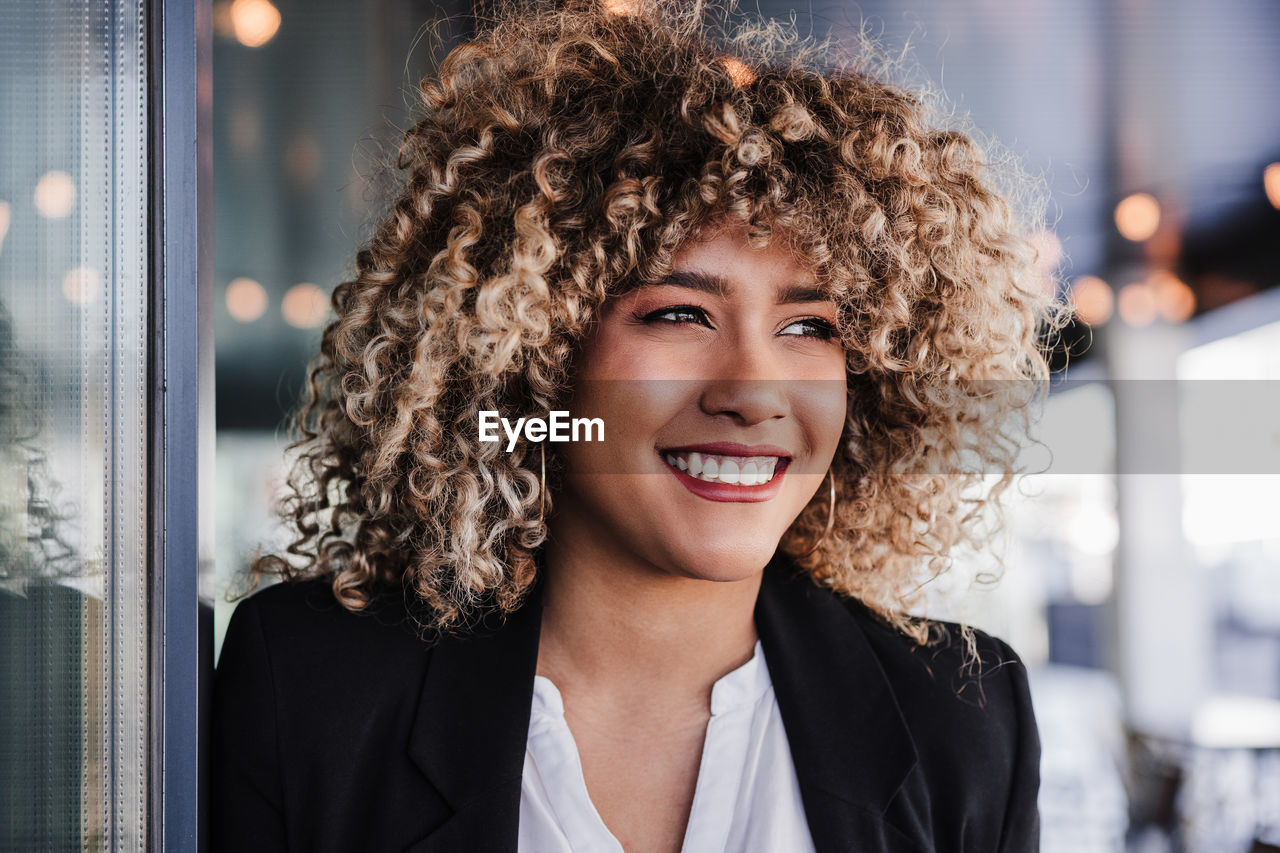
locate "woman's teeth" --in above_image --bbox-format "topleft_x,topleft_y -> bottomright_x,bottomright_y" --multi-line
663,451 -> 780,486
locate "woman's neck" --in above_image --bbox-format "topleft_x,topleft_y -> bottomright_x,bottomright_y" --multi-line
536,536 -> 762,714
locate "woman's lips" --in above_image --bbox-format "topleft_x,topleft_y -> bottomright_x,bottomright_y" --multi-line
657,445 -> 792,503
661,441 -> 793,459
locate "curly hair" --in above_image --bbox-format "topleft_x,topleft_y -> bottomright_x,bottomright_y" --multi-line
250,0 -> 1065,643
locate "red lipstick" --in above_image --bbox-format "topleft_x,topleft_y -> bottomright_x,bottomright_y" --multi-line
657,445 -> 792,503
660,441 -> 793,459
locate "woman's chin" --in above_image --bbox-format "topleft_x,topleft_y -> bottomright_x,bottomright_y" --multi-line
656,539 -> 781,584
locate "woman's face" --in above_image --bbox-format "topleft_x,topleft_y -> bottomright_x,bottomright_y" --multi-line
551,224 -> 848,584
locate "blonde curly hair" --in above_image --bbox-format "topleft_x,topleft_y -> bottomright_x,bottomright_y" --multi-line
251,0 -> 1064,643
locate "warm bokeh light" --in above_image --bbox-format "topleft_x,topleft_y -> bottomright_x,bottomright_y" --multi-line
1117,281 -> 1157,326
34,170 -> 75,219
281,282 -> 328,328
226,277 -> 268,322
1029,229 -> 1063,271
1264,162 -> 1280,210
228,0 -> 281,48
601,0 -> 642,14
61,266 -> 102,306
1070,275 -> 1114,326
1029,230 -> 1064,296
0,200 -> 10,253
719,56 -> 757,88
1148,270 -> 1196,323
1114,192 -> 1161,242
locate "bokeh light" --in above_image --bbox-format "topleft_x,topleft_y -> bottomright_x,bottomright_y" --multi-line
228,0 -> 281,48
601,0 -> 642,15
1114,192 -> 1161,242
1029,229 -> 1064,271
1264,162 -> 1280,210
226,277 -> 268,322
1029,230 -> 1064,296
1070,275 -> 1114,326
1148,270 -> 1196,324
1117,281 -> 1157,326
720,56 -> 757,88
281,283 -> 328,328
34,170 -> 75,219
61,266 -> 102,306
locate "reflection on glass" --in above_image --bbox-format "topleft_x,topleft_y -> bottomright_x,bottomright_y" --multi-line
1,1 -> 149,849
0,300 -> 100,849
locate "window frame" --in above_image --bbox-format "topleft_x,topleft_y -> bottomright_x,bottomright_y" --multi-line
146,0 -> 213,849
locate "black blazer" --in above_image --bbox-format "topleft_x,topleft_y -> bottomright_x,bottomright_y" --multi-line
212,553 -> 1040,852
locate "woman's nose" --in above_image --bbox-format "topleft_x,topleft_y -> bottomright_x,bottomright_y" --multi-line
696,333 -> 790,426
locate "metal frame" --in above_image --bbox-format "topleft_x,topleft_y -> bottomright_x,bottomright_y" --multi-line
148,0 -> 213,848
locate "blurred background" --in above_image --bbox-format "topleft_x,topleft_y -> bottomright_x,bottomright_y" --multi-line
209,1 -> 1280,850
1,0 -> 1277,849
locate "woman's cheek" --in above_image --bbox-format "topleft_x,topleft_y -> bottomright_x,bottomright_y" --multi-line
792,384 -> 848,471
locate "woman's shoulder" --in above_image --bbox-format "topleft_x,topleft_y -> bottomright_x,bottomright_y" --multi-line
219,576 -> 432,687
840,595 -> 1041,850
848,598 -> 1030,699
841,594 -> 1036,754
213,577 -> 458,848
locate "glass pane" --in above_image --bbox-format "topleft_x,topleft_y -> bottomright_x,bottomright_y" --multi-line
0,1 -> 149,850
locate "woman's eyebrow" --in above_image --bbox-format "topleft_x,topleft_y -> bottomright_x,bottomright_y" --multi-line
655,271 -> 830,305
658,270 -> 729,298
776,282 -> 831,305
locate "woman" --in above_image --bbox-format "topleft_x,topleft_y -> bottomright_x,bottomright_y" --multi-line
213,1 -> 1059,850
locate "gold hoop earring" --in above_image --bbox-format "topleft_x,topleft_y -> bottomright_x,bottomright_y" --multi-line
539,443 -> 547,524
800,469 -> 836,558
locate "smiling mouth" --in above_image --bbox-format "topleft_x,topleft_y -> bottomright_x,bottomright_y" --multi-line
659,450 -> 790,487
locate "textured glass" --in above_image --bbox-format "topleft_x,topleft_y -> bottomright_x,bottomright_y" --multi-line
0,1 -> 149,850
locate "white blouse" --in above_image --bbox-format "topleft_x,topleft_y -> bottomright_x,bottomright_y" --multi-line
517,641 -> 817,853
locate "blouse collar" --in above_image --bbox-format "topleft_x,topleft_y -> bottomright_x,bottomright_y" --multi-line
529,639 -> 772,720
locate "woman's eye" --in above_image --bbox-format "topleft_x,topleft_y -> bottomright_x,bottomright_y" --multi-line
637,305 -> 713,327
780,318 -> 838,340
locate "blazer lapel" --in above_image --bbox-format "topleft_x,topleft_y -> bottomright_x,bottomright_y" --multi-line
756,554 -> 932,852
403,579 -> 544,853
400,553 -> 931,853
